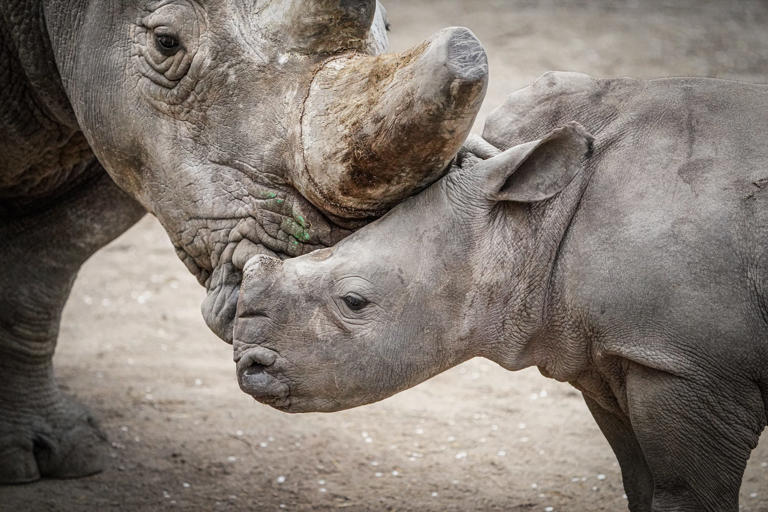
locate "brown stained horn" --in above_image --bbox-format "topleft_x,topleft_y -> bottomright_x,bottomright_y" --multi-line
261,0 -> 378,54
294,27 -> 489,220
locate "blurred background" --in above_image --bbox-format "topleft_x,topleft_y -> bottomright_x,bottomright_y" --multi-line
2,1 -> 767,510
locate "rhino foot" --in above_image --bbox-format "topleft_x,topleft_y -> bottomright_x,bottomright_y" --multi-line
0,395 -> 108,484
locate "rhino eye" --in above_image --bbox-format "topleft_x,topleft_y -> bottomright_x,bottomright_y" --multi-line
155,32 -> 181,55
342,293 -> 369,312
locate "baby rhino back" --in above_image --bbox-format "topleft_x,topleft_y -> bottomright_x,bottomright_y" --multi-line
486,72 -> 768,512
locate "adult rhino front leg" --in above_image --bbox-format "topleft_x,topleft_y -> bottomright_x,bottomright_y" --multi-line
0,163 -> 145,483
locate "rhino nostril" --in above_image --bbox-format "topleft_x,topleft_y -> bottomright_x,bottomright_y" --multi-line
238,310 -> 269,320
234,345 -> 278,371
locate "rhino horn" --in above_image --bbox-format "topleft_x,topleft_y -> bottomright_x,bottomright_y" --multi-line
294,27 -> 488,220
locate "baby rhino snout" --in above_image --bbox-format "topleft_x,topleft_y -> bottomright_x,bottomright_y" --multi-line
235,255 -> 290,407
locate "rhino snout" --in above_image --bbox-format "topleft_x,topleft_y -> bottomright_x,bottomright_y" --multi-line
235,346 -> 290,407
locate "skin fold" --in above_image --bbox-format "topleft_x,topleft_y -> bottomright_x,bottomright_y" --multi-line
235,72 -> 768,512
0,0 -> 487,483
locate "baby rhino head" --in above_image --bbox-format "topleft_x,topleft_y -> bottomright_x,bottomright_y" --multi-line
233,123 -> 593,412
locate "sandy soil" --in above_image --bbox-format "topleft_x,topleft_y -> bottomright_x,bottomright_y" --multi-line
2,1 -> 768,511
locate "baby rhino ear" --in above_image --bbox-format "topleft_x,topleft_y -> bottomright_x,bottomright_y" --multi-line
481,122 -> 594,203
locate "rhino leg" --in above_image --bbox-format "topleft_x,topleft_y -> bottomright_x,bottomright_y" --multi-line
626,363 -> 765,512
583,395 -> 653,512
0,162 -> 144,484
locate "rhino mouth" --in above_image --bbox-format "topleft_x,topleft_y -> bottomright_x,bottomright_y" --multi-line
234,346 -> 291,408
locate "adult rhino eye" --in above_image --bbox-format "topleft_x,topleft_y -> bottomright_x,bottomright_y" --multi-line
342,293 -> 369,312
154,32 -> 180,55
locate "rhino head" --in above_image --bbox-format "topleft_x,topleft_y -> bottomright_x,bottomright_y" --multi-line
48,0 -> 487,341
232,124 -> 593,411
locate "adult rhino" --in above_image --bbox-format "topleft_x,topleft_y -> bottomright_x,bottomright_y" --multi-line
0,0 -> 488,483
234,72 -> 768,512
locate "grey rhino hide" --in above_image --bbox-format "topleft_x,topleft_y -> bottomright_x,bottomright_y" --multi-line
0,0 -> 487,342
235,72 -> 768,512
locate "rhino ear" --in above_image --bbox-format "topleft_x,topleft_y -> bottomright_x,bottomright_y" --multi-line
481,122 -> 593,203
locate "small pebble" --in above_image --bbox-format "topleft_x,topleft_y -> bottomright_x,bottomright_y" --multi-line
319,488 -> 327,493
750,492 -> 758,498
431,492 -> 439,497
227,456 -> 237,463
597,474 -> 606,481
276,476 -> 286,484
392,471 -> 399,476
455,452 -> 467,460
545,507 -> 554,512
375,472 -> 383,477
318,479 -> 325,485
182,482 -> 190,488
260,442 -> 268,448
497,450 -> 506,457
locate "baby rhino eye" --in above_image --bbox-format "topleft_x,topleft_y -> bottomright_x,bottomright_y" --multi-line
342,293 -> 369,311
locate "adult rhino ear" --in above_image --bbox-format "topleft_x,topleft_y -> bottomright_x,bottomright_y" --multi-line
481,123 -> 594,203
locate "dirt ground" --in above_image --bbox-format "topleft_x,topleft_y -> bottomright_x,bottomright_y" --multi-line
3,1 -> 768,511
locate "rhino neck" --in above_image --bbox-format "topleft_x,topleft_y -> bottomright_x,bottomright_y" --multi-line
483,161 -> 597,381
2,0 -> 80,129
0,0 -> 94,202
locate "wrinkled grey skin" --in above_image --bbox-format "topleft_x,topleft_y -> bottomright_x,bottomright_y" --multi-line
0,0 -> 487,484
236,72 -> 768,511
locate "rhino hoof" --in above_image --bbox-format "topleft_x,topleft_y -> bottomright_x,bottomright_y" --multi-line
0,396 -> 108,484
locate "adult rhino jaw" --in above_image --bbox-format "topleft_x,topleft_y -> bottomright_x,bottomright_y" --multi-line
294,26 -> 488,221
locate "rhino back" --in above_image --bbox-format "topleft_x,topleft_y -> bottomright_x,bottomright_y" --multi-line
489,71 -> 768,375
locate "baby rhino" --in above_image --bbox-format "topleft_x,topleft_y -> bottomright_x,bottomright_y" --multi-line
234,75 -> 768,512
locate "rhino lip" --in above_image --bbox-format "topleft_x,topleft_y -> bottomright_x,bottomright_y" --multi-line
235,346 -> 291,407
